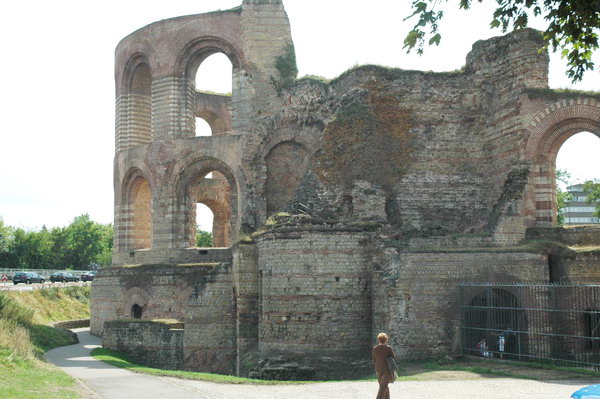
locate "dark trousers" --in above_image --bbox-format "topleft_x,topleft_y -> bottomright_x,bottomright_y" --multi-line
376,371 -> 391,399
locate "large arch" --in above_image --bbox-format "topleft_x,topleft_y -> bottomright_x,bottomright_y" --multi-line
119,168 -> 153,251
462,288 -> 528,359
174,157 -> 239,248
195,172 -> 232,247
116,53 -> 152,150
524,98 -> 600,226
176,37 -> 244,79
265,141 -> 310,215
253,130 -> 321,220
176,38 -> 244,138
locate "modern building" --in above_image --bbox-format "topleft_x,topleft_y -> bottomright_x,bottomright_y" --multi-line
564,184 -> 600,225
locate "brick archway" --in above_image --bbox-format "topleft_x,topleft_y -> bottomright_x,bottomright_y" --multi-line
194,171 -> 232,247
117,168 -> 154,252
174,157 -> 239,248
524,98 -> 600,226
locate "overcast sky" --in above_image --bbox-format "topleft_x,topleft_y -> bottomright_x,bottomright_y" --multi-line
1,0 -> 598,230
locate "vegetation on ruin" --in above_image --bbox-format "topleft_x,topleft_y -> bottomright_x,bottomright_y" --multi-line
196,89 -> 232,97
403,0 -> 600,82
0,286 -> 91,399
272,42 -> 298,93
0,214 -> 113,270
524,87 -> 600,101
404,239 -> 590,255
313,84 -> 414,193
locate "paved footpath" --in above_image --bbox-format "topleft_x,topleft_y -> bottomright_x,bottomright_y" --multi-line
46,328 -> 596,399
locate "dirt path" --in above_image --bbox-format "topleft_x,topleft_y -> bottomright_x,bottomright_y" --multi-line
45,328 -> 598,399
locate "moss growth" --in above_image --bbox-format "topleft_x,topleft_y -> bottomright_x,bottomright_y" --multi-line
406,239 -> 579,255
524,87 -> 600,101
298,74 -> 329,83
271,42 -> 298,94
196,89 -> 232,97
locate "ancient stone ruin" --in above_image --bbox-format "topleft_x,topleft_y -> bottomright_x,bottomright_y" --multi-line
91,0 -> 600,379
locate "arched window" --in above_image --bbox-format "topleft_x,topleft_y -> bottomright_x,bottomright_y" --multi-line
555,132 -> 600,226
190,171 -> 231,247
131,304 -> 143,319
196,203 -> 214,247
195,52 -> 232,95
266,141 -> 310,215
192,53 -> 233,136
463,289 -> 527,359
195,117 -> 213,137
119,58 -> 152,148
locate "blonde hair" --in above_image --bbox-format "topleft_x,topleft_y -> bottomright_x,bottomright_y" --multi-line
377,332 -> 389,344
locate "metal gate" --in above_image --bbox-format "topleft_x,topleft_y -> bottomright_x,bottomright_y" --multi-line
459,283 -> 600,368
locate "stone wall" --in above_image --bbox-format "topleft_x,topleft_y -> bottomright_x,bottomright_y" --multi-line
103,320 -> 184,370
372,250 -> 549,359
526,226 -> 600,247
560,252 -> 600,284
254,227 -> 374,379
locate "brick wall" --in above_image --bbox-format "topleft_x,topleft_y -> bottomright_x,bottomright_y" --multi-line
372,250 -> 549,359
103,320 -> 184,370
526,226 -> 600,247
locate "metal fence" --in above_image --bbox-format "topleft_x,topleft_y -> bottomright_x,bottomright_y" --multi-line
459,283 -> 600,369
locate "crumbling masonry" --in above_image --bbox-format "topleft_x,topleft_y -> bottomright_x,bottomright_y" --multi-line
91,0 -> 600,379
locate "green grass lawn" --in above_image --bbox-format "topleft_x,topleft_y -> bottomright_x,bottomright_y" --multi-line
91,348 -> 333,385
92,346 -> 600,386
0,286 -> 91,399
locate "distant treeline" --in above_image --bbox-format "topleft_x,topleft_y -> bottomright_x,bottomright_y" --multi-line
0,214 -> 112,270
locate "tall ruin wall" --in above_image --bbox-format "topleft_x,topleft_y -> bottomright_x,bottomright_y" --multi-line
91,0 -> 600,380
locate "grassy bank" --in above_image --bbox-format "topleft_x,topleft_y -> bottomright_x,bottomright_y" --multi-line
0,286 -> 90,398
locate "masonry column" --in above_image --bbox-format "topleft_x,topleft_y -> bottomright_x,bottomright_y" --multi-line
232,243 -> 259,376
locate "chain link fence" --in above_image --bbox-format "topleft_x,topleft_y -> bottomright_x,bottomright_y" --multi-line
459,283 -> 600,369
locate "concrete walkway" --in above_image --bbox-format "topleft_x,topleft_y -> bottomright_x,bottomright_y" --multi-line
46,328 -> 596,399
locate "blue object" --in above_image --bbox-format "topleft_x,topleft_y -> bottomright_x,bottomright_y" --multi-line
572,384 -> 600,399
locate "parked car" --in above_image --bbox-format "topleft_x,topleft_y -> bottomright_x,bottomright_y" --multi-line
80,271 -> 96,282
50,271 -> 79,283
13,272 -> 45,285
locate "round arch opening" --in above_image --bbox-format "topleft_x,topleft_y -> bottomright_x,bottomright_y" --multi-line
122,172 -> 153,251
463,288 -> 527,360
194,52 -> 232,95
555,131 -> 600,226
176,160 -> 238,248
525,108 -> 600,227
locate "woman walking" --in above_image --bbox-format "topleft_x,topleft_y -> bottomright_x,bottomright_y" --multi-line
372,332 -> 398,399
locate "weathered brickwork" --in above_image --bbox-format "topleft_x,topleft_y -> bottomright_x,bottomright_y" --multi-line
103,320 -> 184,370
91,0 -> 600,379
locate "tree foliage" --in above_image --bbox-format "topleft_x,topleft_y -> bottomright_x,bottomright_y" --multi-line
404,0 -> 600,82
583,179 -> 600,217
0,215 -> 113,270
555,168 -> 572,226
196,228 -> 213,247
